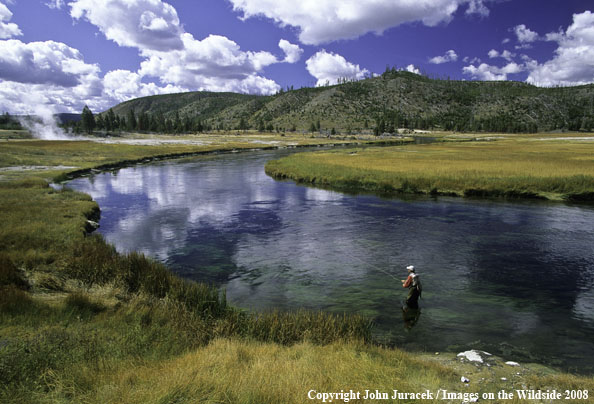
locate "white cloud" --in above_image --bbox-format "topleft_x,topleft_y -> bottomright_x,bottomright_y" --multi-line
103,69 -> 184,104
0,39 -> 100,87
429,49 -> 458,64
70,0 -> 290,95
0,2 -> 21,38
70,0 -> 184,52
488,49 -> 515,61
404,64 -> 420,74
501,50 -> 515,61
138,33 -> 280,94
463,62 -> 523,81
544,30 -> 564,42
229,0 -> 489,45
514,24 -> 539,43
45,0 -> 65,9
526,11 -> 594,86
305,50 -> 368,86
502,37 -> 510,44
466,0 -> 489,17
278,39 -> 303,63
463,56 -> 481,64
0,0 -> 289,114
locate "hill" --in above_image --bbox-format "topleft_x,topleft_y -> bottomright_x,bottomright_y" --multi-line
107,71 -> 594,134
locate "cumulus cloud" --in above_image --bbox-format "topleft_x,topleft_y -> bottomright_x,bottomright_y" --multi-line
526,11 -> 594,86
103,69 -> 185,103
488,49 -> 515,61
1,0 -> 290,114
513,24 -> 539,43
429,49 -> 458,64
45,0 -> 65,9
0,39 -> 100,87
0,2 -> 21,39
138,33 -> 280,94
466,0 -> 489,17
404,64 -> 420,74
463,62 -> 522,81
278,39 -> 303,63
229,0 -> 490,45
305,50 -> 368,86
69,0 -> 291,95
70,0 -> 184,52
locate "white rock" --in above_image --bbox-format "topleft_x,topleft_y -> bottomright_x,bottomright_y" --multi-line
461,376 -> 470,383
505,361 -> 520,367
457,350 -> 486,363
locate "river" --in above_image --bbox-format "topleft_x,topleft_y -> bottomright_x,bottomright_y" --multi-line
68,148 -> 594,373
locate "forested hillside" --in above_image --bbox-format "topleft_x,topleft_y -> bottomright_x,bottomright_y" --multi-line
97,71 -> 594,134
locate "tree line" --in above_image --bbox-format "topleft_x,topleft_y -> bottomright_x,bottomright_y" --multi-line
64,106 -> 213,135
61,101 -> 593,136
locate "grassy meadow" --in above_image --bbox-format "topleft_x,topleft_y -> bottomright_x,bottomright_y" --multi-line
1,131 -> 594,402
265,134 -> 594,201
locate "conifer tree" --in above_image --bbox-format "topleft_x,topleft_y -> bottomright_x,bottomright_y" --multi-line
81,105 -> 95,134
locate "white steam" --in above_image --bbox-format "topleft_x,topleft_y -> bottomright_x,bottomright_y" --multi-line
18,103 -> 72,140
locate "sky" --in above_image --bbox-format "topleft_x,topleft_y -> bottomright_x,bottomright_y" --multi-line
0,0 -> 593,114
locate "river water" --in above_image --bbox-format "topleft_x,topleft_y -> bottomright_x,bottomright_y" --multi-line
68,149 -> 594,373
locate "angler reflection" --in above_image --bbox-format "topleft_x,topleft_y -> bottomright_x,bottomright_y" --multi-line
402,306 -> 421,330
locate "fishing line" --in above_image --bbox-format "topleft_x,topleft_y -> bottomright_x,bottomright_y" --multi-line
338,247 -> 401,281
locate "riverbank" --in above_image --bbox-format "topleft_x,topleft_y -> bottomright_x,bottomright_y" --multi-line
1,132 -> 593,402
265,134 -> 594,201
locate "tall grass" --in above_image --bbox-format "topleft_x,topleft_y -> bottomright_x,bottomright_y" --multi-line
0,174 -> 371,401
2,135 -> 592,402
265,138 -> 594,200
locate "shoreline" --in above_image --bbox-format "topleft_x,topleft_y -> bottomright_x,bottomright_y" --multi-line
54,138 -> 411,183
264,141 -> 594,203
62,141 -> 592,374
2,133 -> 593,402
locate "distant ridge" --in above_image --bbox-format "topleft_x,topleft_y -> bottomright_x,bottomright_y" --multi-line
108,71 -> 594,133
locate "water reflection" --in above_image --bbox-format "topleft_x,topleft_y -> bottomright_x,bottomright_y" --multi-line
68,150 -> 594,373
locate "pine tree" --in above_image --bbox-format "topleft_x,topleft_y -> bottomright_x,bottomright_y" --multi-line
81,105 -> 95,134
126,110 -> 137,131
108,109 -> 117,131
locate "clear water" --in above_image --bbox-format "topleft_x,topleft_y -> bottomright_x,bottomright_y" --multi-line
68,149 -> 594,373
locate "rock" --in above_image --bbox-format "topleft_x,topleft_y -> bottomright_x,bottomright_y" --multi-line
461,376 -> 470,383
457,350 -> 488,363
505,361 -> 520,367
85,220 -> 100,233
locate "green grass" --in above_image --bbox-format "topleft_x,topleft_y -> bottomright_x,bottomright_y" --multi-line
0,132 -> 389,182
265,135 -> 594,201
1,133 -> 593,403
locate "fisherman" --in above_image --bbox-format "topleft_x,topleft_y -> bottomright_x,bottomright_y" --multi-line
401,265 -> 421,309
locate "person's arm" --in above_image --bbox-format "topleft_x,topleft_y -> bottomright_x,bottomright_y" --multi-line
402,275 -> 412,288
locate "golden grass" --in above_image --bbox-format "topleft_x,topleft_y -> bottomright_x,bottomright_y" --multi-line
45,338 -> 594,404
0,132 -> 392,181
2,133 -> 593,403
265,136 -> 594,200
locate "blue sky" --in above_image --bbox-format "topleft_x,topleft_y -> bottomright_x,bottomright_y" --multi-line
0,0 -> 593,114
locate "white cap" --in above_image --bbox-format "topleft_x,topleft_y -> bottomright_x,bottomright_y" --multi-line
406,265 -> 415,271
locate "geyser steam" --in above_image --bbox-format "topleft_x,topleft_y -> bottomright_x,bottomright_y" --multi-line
19,104 -> 71,140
